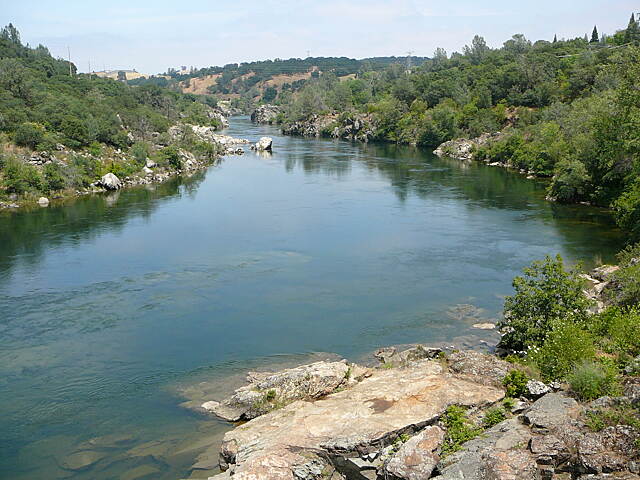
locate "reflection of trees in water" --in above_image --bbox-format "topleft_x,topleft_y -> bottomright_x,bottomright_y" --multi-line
282,139 -> 624,260
0,170 -> 210,283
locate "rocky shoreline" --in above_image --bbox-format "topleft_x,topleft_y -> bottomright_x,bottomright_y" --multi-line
0,130 -> 255,212
191,345 -> 639,480
175,263 -> 639,480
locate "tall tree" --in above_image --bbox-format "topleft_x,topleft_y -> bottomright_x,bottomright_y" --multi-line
625,13 -> 640,44
553,34 -> 558,43
591,26 -> 599,43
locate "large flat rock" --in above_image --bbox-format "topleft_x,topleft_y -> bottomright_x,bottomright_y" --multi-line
218,360 -> 504,479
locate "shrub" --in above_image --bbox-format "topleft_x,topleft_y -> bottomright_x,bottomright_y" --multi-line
130,142 -> 150,166
586,406 -> 640,432
528,321 -> 596,381
549,158 -> 591,203
2,157 -> 42,194
483,407 -> 507,428
161,146 -> 182,170
499,255 -> 591,352
609,243 -> 640,306
568,359 -> 620,401
441,405 -> 482,457
502,370 -> 530,397
43,162 -> 66,192
14,122 -> 45,149
590,307 -> 640,359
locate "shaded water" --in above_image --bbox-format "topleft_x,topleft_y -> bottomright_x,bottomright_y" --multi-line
0,117 -> 625,478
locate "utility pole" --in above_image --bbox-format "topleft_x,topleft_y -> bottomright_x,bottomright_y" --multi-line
67,46 -> 72,76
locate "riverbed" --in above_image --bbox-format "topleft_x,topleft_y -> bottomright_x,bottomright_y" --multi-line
0,117 -> 624,479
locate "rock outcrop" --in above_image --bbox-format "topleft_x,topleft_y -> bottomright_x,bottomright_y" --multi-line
434,133 -> 502,161
201,361 -> 354,422
281,113 -> 376,142
211,358 -> 504,479
251,104 -> 280,124
168,123 -> 249,155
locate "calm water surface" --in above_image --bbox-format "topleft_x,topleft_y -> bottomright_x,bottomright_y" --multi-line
0,117 -> 624,478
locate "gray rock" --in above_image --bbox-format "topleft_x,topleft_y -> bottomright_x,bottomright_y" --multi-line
99,173 -> 122,190
448,350 -> 514,386
526,380 -> 552,398
252,137 -> 273,152
376,345 -> 442,367
251,104 -> 280,124
523,393 -> 581,432
436,418 -> 534,480
202,361 -> 351,421
60,450 -> 108,471
37,197 -> 49,207
383,426 -> 445,480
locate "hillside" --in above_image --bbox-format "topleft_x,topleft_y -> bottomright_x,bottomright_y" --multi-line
132,56 -> 428,106
0,24 -> 235,207
273,15 -> 640,240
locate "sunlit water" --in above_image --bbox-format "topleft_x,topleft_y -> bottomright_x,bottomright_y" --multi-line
0,117 -> 624,479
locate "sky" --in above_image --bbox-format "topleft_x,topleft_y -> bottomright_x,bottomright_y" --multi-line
3,0 -> 639,74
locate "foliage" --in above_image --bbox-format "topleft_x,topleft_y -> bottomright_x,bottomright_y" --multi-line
1,156 -> 42,194
161,146 -> 182,170
527,320 -> 596,381
586,405 -> 640,432
502,370 -> 530,398
589,306 -> 640,359
482,407 -> 507,428
441,405 -> 483,457
43,162 -> 66,192
14,123 -> 45,149
498,255 -> 591,351
567,359 -> 620,400
609,243 -> 640,306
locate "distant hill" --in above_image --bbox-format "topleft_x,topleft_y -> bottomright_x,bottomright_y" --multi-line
131,56 -> 429,103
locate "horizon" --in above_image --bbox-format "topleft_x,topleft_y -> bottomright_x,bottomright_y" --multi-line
3,0 -> 639,75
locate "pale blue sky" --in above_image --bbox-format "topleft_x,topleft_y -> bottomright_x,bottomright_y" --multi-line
3,1 -> 638,74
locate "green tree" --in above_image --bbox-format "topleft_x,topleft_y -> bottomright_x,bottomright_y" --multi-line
14,123 -> 45,149
591,26 -> 599,43
498,255 -> 591,352
625,13 -> 640,44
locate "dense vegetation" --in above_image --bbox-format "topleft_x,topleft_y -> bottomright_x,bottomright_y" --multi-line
133,56 -> 428,99
498,246 -> 640,402
274,15 -> 640,239
0,24 -> 223,202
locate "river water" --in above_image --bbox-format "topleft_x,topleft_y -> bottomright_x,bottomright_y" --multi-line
0,117 -> 624,479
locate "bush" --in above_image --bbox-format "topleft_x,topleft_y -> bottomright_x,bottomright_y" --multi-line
441,405 -> 482,457
502,370 -> 530,397
43,162 -> 66,192
590,307 -> 640,359
483,407 -> 507,427
161,146 -> 182,170
609,243 -> 640,306
499,255 -> 591,352
130,142 -> 150,166
549,158 -> 591,203
528,321 -> 596,381
2,157 -> 42,194
567,359 -> 620,401
14,122 -> 45,149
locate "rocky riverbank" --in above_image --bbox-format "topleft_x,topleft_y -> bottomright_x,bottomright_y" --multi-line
192,345 -> 639,480
176,262 -> 639,480
281,113 -> 376,143
0,128 -> 251,212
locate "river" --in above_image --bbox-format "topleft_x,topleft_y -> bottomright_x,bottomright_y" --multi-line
0,116 -> 624,479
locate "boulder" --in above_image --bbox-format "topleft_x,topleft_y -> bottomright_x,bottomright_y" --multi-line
436,418 -> 535,480
374,345 -> 442,367
143,166 -> 153,175
218,359 -> 504,478
145,159 -> 156,168
37,197 -> 49,207
60,450 -> 108,471
251,104 -> 280,124
526,380 -> 552,399
448,350 -> 514,386
252,137 -> 273,152
523,393 -> 581,433
201,361 -> 351,421
99,173 -> 121,190
383,426 -> 445,479
434,133 -> 502,161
